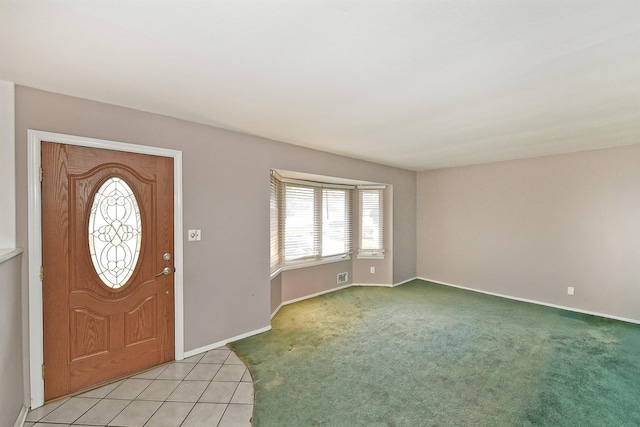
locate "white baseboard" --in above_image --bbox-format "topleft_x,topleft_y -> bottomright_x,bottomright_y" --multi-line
417,277 -> 640,325
270,279 -> 420,318
393,277 -> 419,287
270,303 -> 283,320
281,283 -> 353,307
271,282 -> 362,318
352,283 -> 394,288
182,325 -> 271,358
14,406 -> 28,427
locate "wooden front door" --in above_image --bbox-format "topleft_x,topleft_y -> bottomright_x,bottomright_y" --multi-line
42,142 -> 175,401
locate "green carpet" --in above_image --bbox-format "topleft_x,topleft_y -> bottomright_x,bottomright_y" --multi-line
229,280 -> 640,426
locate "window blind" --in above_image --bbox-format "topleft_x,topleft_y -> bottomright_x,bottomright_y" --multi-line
270,174 -> 280,269
282,184 -> 320,261
359,188 -> 385,256
274,177 -> 353,265
322,188 -> 352,257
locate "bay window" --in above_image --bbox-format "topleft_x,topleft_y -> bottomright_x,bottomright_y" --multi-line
270,171 -> 353,272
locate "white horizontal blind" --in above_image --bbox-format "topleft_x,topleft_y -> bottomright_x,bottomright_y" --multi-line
270,174 -> 280,270
359,188 -> 384,256
276,178 -> 353,265
282,184 -> 320,261
322,188 -> 352,257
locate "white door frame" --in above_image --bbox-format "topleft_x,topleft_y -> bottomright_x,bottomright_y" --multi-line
28,130 -> 185,409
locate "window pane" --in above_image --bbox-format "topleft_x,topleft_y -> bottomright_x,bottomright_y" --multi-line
322,189 -> 349,257
273,173 -> 355,268
360,189 -> 383,252
284,185 -> 317,261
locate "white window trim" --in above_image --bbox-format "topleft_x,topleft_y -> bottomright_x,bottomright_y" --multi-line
270,254 -> 351,280
357,185 -> 387,190
277,175 -> 356,190
357,252 -> 386,260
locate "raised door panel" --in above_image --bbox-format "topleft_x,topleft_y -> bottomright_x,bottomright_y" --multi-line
125,295 -> 157,347
69,308 -> 109,361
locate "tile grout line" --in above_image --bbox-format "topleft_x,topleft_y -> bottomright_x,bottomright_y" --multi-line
181,357 -> 226,426
29,347 -> 253,427
145,362 -> 199,427
61,397 -> 101,426
96,396 -> 134,427
139,398 -> 165,427
99,377 -> 159,426
202,351 -> 246,427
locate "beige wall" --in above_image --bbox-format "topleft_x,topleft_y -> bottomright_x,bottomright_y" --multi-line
417,144 -> 640,322
280,260 -> 352,303
14,86 -> 417,399
0,252 -> 24,425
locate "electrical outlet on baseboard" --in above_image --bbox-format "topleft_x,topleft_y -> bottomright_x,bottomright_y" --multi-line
370,267 -> 375,274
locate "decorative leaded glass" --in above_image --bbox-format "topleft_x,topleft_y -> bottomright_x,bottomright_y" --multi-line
88,177 -> 142,289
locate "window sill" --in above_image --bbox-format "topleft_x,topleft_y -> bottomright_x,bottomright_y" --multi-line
357,251 -> 385,260
270,255 -> 351,280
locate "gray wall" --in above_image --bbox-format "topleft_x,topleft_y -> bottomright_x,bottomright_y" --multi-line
270,273 -> 282,314
15,86 -> 417,398
417,144 -> 640,322
280,260 -> 352,303
0,252 -> 24,426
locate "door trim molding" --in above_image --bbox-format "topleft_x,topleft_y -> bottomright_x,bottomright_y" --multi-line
28,130 -> 184,409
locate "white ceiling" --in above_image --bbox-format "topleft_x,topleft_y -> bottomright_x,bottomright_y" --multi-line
1,1 -> 638,171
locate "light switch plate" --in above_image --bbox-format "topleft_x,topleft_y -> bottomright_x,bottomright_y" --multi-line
188,229 -> 201,241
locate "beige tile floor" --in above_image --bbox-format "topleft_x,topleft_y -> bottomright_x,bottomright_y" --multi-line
25,347 -> 253,427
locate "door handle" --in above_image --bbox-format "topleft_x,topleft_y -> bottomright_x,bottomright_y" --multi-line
156,267 -> 172,277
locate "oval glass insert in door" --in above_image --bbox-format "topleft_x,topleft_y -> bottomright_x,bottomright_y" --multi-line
88,176 -> 142,289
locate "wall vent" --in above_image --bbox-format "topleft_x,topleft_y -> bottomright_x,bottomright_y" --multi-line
337,272 -> 348,284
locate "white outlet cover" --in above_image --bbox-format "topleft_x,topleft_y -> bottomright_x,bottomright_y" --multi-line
567,287 -> 575,295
